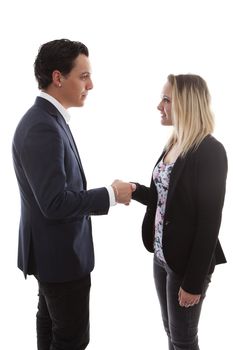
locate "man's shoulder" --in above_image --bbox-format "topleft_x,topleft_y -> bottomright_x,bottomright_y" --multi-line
17,99 -> 58,129
13,99 -> 60,147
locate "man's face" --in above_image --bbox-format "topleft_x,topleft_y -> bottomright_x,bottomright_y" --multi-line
59,54 -> 93,108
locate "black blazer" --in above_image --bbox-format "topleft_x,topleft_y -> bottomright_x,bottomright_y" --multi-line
133,135 -> 227,294
12,97 -> 110,282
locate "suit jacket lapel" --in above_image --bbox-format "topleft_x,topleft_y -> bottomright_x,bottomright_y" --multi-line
34,97 -> 87,188
56,115 -> 87,188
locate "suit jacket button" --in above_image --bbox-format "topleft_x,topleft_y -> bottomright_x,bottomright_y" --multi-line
165,220 -> 170,226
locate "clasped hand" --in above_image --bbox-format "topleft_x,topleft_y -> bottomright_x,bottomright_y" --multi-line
111,180 -> 136,205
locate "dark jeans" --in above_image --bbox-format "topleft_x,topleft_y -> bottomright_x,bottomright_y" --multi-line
153,255 -> 211,350
36,275 -> 91,350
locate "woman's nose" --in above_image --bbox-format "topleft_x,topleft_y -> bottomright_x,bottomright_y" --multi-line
157,101 -> 162,111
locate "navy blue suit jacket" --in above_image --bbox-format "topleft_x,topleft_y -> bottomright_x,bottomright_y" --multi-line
12,97 -> 110,282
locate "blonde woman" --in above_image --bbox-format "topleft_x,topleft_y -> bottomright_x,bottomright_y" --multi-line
132,74 -> 227,349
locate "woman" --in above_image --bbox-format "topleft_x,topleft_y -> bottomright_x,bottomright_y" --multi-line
132,74 -> 227,349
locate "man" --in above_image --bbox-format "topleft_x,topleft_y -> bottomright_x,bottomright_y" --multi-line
12,39 -> 133,350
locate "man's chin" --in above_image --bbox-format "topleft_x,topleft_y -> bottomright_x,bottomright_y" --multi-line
76,101 -> 85,108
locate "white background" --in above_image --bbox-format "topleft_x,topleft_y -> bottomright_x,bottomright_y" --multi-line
1,0 -> 232,349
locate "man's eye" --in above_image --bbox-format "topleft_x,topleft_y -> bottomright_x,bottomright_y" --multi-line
81,74 -> 89,80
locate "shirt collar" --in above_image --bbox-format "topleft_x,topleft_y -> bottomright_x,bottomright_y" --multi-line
40,91 -> 71,123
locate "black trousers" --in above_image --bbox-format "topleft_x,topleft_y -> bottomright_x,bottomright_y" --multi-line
153,255 -> 211,350
36,275 -> 91,350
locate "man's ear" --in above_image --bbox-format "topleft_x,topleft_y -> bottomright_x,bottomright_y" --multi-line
52,70 -> 63,88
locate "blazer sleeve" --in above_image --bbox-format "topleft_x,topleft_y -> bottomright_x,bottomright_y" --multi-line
132,182 -> 153,206
132,178 -> 157,253
20,122 -> 110,219
182,139 -> 228,294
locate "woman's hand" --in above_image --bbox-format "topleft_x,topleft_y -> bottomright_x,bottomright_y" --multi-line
178,287 -> 201,308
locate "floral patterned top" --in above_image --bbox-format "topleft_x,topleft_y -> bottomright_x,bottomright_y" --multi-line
153,159 -> 175,262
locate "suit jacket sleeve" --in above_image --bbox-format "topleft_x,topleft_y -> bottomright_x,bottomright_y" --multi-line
20,122 -> 109,219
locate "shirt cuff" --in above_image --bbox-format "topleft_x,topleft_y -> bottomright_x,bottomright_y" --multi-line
107,186 -> 117,206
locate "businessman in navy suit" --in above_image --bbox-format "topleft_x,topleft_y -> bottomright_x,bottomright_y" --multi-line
12,39 -> 134,350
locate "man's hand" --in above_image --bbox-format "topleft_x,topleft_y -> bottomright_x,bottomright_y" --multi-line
111,180 -> 136,205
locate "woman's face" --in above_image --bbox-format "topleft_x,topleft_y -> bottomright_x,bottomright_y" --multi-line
157,81 -> 173,126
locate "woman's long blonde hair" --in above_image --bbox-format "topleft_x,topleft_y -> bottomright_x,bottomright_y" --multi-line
166,74 -> 214,156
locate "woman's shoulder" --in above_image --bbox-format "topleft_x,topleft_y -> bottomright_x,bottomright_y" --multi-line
194,135 -> 228,165
198,134 -> 226,153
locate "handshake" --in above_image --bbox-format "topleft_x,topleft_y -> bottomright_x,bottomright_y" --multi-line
111,179 -> 136,205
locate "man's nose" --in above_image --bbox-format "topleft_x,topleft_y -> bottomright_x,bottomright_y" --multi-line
87,78 -> 93,90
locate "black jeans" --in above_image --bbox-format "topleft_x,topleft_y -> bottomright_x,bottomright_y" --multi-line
36,275 -> 91,350
153,255 -> 211,350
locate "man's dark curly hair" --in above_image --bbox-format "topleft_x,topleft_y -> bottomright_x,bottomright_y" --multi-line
34,38 -> 89,89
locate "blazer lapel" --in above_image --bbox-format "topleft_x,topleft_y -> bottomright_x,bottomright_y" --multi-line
165,155 -> 187,210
